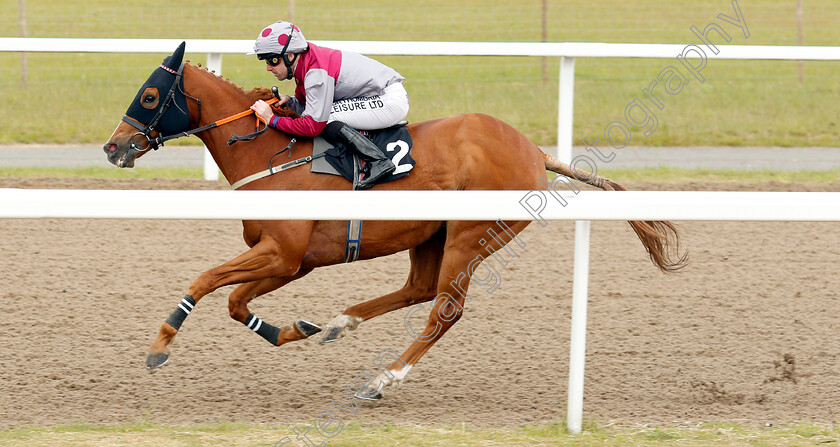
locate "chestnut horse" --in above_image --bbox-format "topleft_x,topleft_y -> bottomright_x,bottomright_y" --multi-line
104,43 -> 686,399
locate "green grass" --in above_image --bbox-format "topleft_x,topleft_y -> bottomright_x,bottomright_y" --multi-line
1,1 -> 839,147
1,420 -> 839,446
600,167 -> 840,183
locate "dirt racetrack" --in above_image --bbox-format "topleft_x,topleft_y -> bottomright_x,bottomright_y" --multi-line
1,177 -> 839,429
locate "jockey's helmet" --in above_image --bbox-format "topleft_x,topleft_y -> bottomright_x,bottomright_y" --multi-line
250,21 -> 308,80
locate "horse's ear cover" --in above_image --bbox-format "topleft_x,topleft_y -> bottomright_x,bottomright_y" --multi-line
164,41 -> 186,71
124,41 -> 190,136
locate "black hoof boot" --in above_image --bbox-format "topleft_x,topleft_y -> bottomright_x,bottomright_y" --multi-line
295,320 -> 323,337
146,352 -> 170,370
319,327 -> 344,344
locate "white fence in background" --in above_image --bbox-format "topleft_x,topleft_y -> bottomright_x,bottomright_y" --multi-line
3,38 -> 840,180
2,188 -> 840,434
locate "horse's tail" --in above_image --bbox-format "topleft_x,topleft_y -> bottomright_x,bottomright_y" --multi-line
541,151 -> 688,273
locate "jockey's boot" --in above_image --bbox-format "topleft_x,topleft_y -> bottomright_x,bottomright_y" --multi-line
323,121 -> 395,189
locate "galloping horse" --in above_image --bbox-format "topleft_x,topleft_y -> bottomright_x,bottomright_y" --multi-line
104,43 -> 686,399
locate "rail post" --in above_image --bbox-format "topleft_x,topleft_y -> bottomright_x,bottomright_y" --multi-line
557,56 -> 575,164
567,219 -> 591,434
203,52 -> 223,181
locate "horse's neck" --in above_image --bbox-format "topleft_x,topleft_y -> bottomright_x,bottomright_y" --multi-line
185,65 -> 292,186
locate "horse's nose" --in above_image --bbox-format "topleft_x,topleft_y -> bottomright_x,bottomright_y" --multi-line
104,142 -> 118,153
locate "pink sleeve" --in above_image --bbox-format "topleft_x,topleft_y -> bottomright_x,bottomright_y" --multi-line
268,69 -> 334,137
270,115 -> 327,137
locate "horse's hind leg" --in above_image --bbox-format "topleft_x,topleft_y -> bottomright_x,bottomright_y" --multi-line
320,228 -> 445,343
228,270 -> 323,346
356,220 -> 529,400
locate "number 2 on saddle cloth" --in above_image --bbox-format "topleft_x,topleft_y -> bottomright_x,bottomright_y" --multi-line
318,123 -> 416,186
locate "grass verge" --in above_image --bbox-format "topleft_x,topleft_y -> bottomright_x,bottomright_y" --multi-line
2,1 -> 840,147
1,420 -> 839,446
600,167 -> 840,184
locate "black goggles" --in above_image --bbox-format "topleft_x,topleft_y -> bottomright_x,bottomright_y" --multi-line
258,53 -> 284,67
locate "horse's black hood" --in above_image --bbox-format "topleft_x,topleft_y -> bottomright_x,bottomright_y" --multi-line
123,41 -> 190,136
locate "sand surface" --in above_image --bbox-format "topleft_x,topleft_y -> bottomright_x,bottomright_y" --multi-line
1,177 -> 839,428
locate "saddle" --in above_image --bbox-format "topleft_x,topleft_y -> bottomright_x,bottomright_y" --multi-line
311,123 -> 415,190
309,123 -> 415,263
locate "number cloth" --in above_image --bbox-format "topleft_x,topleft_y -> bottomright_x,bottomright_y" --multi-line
322,124 -> 415,186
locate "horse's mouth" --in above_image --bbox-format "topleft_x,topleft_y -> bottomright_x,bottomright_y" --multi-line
104,143 -> 140,168
117,151 -> 138,168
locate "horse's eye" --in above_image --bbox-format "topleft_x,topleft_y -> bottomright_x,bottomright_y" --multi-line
139,87 -> 160,109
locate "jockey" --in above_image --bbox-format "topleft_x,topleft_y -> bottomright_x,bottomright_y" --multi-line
249,21 -> 409,188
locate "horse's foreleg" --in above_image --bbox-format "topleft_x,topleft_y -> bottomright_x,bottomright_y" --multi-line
228,270 -> 322,346
320,229 -> 445,343
147,233 -> 310,369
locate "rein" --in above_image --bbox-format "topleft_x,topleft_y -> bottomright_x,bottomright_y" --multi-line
124,60 -> 316,190
164,96 -> 281,147
122,61 -> 280,151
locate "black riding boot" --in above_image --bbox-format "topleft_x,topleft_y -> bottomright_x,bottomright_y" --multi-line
323,121 -> 395,189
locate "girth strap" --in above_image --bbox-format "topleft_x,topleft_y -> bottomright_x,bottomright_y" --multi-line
344,220 -> 363,263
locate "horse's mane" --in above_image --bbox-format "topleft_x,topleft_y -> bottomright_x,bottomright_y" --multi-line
187,62 -> 300,119
245,88 -> 301,119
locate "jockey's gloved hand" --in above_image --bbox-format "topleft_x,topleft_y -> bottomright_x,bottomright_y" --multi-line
250,100 -> 275,122
270,86 -> 291,108
276,95 -> 292,108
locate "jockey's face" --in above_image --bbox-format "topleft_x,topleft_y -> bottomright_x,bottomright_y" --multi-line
266,54 -> 297,81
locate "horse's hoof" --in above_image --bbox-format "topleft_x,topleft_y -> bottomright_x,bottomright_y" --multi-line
319,327 -> 344,344
146,352 -> 170,369
354,386 -> 383,401
295,320 -> 323,337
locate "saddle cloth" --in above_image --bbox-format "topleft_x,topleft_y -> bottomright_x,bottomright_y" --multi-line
311,123 -> 415,188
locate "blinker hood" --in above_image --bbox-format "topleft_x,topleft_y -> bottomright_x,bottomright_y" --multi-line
123,41 -> 190,137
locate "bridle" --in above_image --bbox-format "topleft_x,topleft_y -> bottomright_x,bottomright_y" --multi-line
121,62 -> 277,151
121,62 -> 198,152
